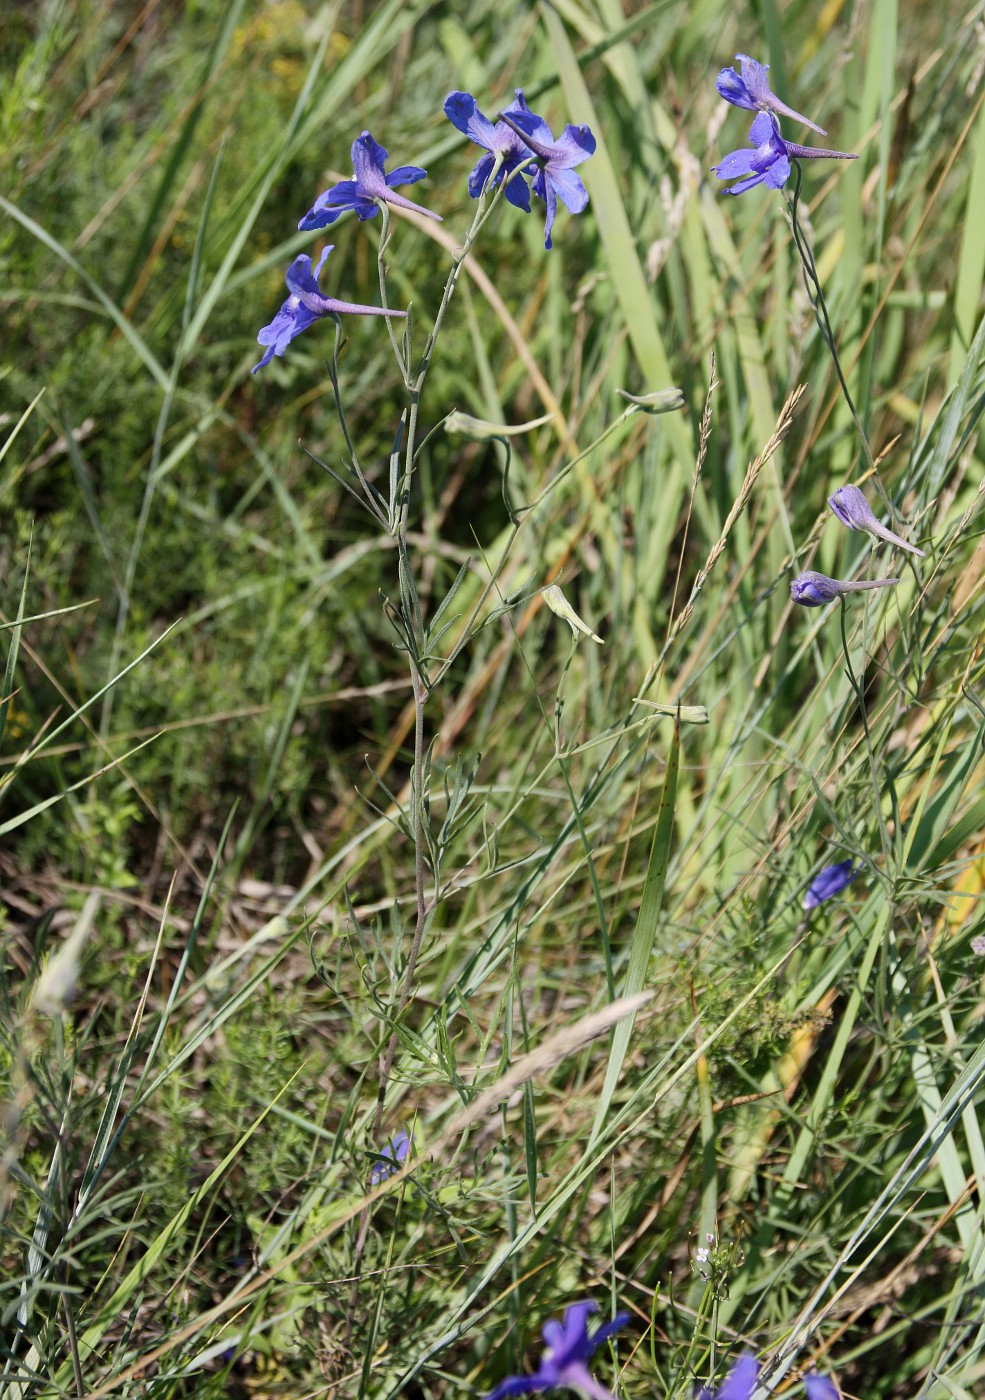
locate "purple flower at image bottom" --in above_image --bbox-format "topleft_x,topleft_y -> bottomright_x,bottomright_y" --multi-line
485,1301 -> 629,1400
497,105 -> 596,249
716,54 -> 827,134
790,570 -> 898,607
369,1129 -> 412,1187
803,860 -> 859,911
827,484 -> 926,558
804,1377 -> 841,1400
443,89 -> 538,210
713,112 -> 856,196
697,1355 -> 840,1400
252,247 -> 406,372
298,131 -> 441,232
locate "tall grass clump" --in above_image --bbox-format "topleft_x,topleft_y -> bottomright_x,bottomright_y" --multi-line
2,2 -> 985,1398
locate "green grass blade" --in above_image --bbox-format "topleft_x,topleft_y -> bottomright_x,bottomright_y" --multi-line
0,531 -> 31,753
590,713 -> 680,1145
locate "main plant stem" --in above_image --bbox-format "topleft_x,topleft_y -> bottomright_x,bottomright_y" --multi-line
345,172 -> 523,1339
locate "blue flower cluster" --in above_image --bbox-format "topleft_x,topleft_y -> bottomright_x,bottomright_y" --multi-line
711,61 -> 926,928
712,55 -> 857,195
253,89 -> 596,370
444,89 -> 596,249
480,1305 -> 842,1400
251,61 -> 909,1400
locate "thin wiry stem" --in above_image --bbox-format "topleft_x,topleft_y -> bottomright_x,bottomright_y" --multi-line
787,161 -> 876,474
838,597 -> 894,871
345,163 -> 529,1340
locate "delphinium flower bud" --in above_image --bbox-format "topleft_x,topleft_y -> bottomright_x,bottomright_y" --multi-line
803,860 -> 859,911
827,484 -> 925,557
369,1129 -> 412,1187
616,387 -> 686,413
543,584 -> 603,644
717,53 -> 828,134
790,570 -> 898,607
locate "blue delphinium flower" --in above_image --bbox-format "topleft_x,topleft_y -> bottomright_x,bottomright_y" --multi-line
498,106 -> 596,249
443,89 -> 537,210
298,131 -> 441,232
697,1353 -> 759,1400
713,112 -> 857,196
790,569 -> 898,607
252,247 -> 406,372
717,54 -> 827,135
485,1301 -> 629,1400
803,860 -> 859,911
827,484 -> 926,558
369,1128 -> 412,1187
697,1355 -> 841,1400
804,1375 -> 841,1400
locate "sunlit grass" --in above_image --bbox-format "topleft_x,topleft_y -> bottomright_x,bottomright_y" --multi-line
2,2 -> 985,1398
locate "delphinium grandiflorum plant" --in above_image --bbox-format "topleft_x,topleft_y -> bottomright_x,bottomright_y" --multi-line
711,49 -> 935,1400
248,50 -> 916,1397
253,89 -> 688,1387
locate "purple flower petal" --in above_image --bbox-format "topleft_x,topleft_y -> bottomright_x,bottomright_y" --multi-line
484,1301 -> 627,1400
718,1354 -> 760,1400
803,860 -> 859,911
713,148 -> 760,180
444,91 -> 500,148
369,1128 -> 412,1186
350,131 -> 390,193
385,163 -> 426,187
748,110 -> 776,145
804,1376 -> 840,1400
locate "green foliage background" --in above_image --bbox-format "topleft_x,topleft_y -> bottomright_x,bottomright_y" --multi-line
2,0 -> 985,1397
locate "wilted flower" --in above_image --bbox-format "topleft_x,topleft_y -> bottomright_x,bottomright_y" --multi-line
298,132 -> 441,232
369,1129 -> 412,1186
827,484 -> 926,558
713,112 -> 856,196
252,248 -> 406,372
485,1301 -> 629,1400
717,54 -> 827,134
790,569 -> 898,607
697,1355 -> 840,1400
444,409 -> 555,441
498,106 -> 596,249
971,934 -> 985,956
616,387 -> 686,414
803,860 -> 859,911
443,89 -> 539,210
543,584 -> 603,645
